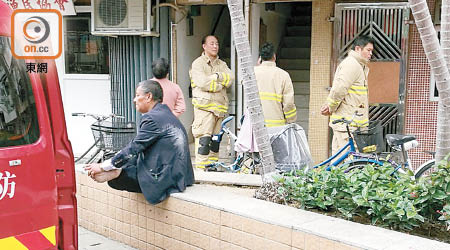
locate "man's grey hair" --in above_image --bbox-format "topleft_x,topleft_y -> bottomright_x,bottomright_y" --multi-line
138,80 -> 163,103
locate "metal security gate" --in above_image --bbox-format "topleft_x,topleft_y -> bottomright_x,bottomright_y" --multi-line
109,7 -> 170,123
333,2 -> 410,135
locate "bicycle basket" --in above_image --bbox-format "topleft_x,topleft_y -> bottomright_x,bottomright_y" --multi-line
91,120 -> 136,151
352,120 -> 385,153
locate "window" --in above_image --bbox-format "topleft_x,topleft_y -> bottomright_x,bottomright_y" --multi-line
64,13 -> 109,74
0,37 -> 40,147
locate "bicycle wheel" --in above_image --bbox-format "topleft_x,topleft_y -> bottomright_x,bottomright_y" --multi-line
342,159 -> 383,173
414,160 -> 435,179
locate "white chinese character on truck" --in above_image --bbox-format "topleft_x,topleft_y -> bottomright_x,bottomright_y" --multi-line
0,171 -> 16,200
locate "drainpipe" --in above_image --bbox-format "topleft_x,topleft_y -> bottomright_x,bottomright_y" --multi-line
171,22 -> 177,83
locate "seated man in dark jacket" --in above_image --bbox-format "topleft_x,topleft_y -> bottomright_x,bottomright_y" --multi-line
86,80 -> 195,205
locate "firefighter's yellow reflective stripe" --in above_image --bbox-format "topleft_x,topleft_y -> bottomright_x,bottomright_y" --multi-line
350,85 -> 367,90
208,157 -> 219,161
192,100 -> 228,112
0,237 -> 28,250
265,119 -> 286,127
330,115 -> 369,127
265,119 -> 286,123
195,161 -> 213,168
348,90 -> 367,95
40,226 -> 56,245
221,72 -> 231,87
348,85 -> 368,95
284,108 -> 297,118
260,92 -> 282,102
225,73 -> 231,87
327,97 -> 340,106
209,79 -> 218,92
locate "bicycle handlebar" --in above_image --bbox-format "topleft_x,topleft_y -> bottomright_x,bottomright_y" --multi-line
331,118 -> 346,125
72,112 -> 125,121
221,116 -> 234,128
331,112 -> 363,125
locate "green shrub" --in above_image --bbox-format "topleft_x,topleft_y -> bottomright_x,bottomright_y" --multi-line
274,155 -> 450,231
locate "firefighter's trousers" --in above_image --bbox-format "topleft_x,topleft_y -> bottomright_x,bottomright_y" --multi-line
331,129 -> 362,160
331,130 -> 350,156
192,108 -> 223,168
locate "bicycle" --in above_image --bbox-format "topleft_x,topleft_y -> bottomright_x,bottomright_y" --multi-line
412,151 -> 436,179
204,116 -> 313,174
205,116 -> 261,173
314,115 -> 435,179
72,113 -> 136,164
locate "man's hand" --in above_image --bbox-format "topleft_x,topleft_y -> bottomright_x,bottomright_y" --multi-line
320,105 -> 331,116
85,163 -> 103,178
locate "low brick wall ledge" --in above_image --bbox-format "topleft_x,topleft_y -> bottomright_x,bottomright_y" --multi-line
76,172 -> 450,250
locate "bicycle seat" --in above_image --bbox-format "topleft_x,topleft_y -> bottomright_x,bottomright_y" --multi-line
386,134 -> 416,146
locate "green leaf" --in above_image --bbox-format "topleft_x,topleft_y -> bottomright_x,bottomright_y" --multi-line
433,190 -> 447,200
362,185 -> 369,199
406,207 -> 417,219
414,214 -> 425,222
371,217 -> 379,225
371,173 -> 380,181
395,209 -> 405,216
353,196 -> 365,206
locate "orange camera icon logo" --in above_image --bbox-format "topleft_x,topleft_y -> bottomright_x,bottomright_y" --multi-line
12,10 -> 62,59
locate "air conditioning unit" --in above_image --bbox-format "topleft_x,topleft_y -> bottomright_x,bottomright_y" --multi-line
91,0 -> 159,36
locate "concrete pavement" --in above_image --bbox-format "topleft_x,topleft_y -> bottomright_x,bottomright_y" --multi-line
78,226 -> 135,250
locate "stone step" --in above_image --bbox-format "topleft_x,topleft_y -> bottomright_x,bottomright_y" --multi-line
278,59 -> 310,70
295,94 -> 310,109
293,82 -> 310,95
283,36 -> 311,48
280,48 -> 310,59
287,69 -> 310,82
286,26 -> 311,37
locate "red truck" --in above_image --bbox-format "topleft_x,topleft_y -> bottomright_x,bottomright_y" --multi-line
0,2 -> 78,249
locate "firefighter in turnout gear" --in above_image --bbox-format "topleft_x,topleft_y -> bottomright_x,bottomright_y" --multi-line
255,43 -> 297,127
254,43 -> 297,127
321,35 -> 374,155
189,35 -> 234,168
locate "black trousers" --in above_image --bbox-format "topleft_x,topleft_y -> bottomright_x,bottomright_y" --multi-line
107,165 -> 142,193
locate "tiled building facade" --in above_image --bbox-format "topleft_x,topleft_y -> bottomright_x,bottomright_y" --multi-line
404,0 -> 438,167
